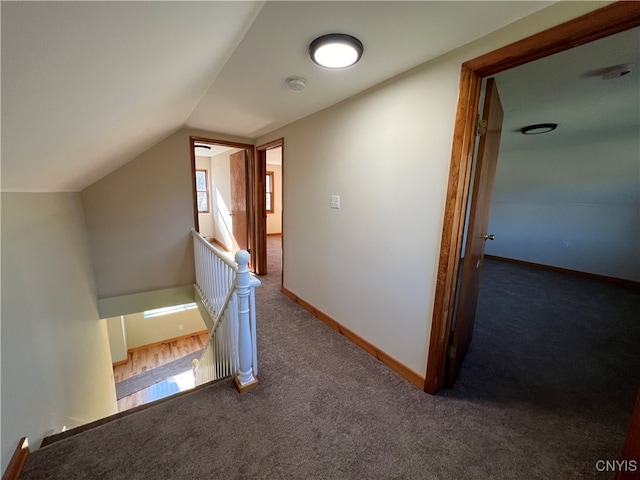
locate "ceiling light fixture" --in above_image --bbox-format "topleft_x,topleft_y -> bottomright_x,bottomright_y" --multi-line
520,123 -> 558,135
309,33 -> 363,69
601,64 -> 633,80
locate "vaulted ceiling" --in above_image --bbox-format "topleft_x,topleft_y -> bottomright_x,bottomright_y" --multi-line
2,1 -> 555,192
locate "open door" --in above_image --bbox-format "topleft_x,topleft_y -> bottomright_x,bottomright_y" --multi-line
254,138 -> 284,276
230,150 -> 249,251
446,78 -> 503,386
426,2 -> 640,394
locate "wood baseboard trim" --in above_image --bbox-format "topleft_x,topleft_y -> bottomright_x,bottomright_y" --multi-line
112,359 -> 128,368
484,255 -> 640,289
126,330 -> 209,355
266,233 -> 282,236
2,437 -> 29,480
281,287 -> 425,390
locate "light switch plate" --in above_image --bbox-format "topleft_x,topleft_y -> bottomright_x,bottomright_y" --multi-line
330,195 -> 340,209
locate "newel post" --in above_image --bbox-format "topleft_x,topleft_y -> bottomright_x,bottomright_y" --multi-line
233,250 -> 259,392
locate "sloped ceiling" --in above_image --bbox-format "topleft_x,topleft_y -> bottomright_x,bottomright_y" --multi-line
1,1 -> 264,192
1,1 -> 556,192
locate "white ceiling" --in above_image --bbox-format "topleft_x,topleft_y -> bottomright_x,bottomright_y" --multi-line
1,1 -> 555,192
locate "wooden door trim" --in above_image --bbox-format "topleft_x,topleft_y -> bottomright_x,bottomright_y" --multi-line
256,138 -> 284,280
424,2 -> 640,394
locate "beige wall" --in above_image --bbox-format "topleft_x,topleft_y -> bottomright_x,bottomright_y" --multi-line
267,162 -> 282,234
124,308 -> 206,349
81,128 -> 253,301
1,193 -> 118,471
255,2 -> 608,376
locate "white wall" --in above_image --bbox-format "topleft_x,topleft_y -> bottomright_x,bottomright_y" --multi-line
485,138 -> 640,281
267,160 -> 282,234
1,193 -> 118,471
255,2 -> 609,376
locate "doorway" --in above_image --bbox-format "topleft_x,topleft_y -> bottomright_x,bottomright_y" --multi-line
425,3 -> 640,394
256,138 -> 284,283
190,136 -> 255,257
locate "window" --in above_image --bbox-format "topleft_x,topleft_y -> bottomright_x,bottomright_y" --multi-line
195,169 -> 209,213
143,303 -> 197,319
266,171 -> 274,214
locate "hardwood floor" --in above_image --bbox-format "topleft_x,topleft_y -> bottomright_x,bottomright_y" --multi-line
114,332 -> 209,412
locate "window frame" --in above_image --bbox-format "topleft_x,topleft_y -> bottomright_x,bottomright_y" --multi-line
266,171 -> 275,214
195,169 -> 210,214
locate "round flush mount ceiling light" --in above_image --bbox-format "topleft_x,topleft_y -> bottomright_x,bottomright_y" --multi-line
520,123 -> 558,135
309,34 -> 363,69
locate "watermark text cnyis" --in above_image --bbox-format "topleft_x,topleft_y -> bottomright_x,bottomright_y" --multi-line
595,460 -> 638,473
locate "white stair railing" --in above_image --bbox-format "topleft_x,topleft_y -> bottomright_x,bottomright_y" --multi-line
191,229 -> 260,391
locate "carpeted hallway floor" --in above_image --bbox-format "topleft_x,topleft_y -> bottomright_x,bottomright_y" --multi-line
20,235 -> 639,479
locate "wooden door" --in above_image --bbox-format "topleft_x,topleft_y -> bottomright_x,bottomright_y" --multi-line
230,150 -> 248,251
447,78 -> 504,386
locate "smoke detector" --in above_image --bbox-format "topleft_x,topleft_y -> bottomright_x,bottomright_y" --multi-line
602,64 -> 633,80
285,75 -> 306,91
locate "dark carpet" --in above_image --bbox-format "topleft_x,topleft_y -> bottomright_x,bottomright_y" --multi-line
115,349 -> 204,400
20,236 -> 639,479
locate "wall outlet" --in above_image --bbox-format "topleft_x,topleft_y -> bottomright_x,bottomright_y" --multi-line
331,195 -> 340,209
562,241 -> 570,249
179,324 -> 184,331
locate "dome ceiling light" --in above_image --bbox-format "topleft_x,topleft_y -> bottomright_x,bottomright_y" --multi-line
309,34 -> 363,69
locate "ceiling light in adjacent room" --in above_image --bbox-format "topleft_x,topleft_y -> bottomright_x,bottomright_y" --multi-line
520,123 -> 558,135
309,34 -> 363,69
601,64 -> 633,80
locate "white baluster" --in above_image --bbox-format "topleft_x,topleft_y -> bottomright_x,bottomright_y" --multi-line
233,250 -> 259,392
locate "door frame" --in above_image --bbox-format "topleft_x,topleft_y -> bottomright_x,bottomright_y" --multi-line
189,136 -> 256,266
255,138 -> 284,277
424,2 -> 640,394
